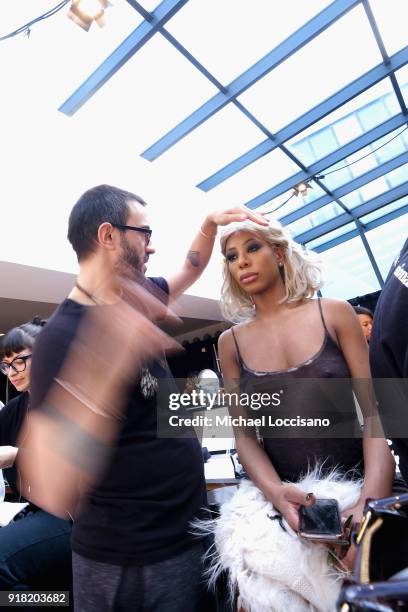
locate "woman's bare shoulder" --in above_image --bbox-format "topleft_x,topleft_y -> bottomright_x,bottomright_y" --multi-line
219,322 -> 252,348
319,297 -> 355,314
318,297 -> 357,329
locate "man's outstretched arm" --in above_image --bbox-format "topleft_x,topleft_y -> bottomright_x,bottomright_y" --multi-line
166,206 -> 268,300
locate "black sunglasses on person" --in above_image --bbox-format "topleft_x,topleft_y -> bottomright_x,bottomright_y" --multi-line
0,354 -> 32,375
111,223 -> 152,245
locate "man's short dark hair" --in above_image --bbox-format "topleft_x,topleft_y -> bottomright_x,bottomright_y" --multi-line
353,305 -> 374,319
68,184 -> 146,261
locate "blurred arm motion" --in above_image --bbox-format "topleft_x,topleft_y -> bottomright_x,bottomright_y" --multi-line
17,281 -> 179,517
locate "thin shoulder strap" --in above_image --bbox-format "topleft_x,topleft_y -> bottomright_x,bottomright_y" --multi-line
317,297 -> 329,335
230,327 -> 244,365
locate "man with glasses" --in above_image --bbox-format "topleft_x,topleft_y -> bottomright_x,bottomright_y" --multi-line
19,184 -> 267,612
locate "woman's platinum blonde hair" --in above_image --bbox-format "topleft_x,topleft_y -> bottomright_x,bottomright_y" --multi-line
220,219 -> 323,323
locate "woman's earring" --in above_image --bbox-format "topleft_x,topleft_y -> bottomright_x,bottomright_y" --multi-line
278,260 -> 285,283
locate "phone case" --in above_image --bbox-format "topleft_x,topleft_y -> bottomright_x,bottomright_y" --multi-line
298,498 -> 345,543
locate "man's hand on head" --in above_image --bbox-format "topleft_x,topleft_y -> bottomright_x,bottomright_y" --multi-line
203,205 -> 269,235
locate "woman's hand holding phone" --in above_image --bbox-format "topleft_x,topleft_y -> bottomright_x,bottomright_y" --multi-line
298,498 -> 359,570
271,484 -> 315,531
298,498 -> 344,540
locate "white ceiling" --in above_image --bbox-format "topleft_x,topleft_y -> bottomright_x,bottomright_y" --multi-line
0,260 -> 224,336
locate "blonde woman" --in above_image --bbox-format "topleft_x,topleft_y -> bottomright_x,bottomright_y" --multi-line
213,220 -> 394,607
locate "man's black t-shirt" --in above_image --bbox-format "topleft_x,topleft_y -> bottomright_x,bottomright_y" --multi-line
29,278 -> 207,565
0,392 -> 29,493
370,238 -> 408,483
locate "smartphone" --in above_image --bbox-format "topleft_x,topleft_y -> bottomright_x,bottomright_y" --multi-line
299,498 -> 343,542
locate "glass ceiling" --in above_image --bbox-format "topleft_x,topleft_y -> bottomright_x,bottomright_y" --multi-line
2,0 -> 407,300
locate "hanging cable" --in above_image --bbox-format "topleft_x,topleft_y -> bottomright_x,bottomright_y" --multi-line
315,124 -> 408,179
263,122 -> 408,217
262,191 -> 297,217
0,0 -> 70,42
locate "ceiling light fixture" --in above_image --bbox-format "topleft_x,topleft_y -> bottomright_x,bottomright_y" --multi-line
67,0 -> 109,31
294,181 -> 312,197
263,180 -> 314,217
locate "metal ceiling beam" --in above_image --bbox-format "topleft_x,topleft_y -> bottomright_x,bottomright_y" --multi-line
243,112 -> 408,209
198,45 -> 408,192
280,148 -> 408,225
126,0 -> 152,17
357,224 -> 384,286
141,0 -> 360,161
311,227 -> 360,251
362,0 -> 408,116
294,179 -> 408,243
312,203 -> 408,252
59,0 -> 189,116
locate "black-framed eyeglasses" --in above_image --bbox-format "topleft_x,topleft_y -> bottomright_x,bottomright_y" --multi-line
0,354 -> 32,375
111,224 -> 152,245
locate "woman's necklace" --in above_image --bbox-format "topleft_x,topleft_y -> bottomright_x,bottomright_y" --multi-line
75,281 -> 100,304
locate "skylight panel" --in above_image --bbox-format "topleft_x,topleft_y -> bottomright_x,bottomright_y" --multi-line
361,195 -> 408,225
154,105 -> 264,187
237,6 -> 383,133
165,0 -> 331,84
339,191 -> 363,209
285,78 -> 397,164
69,34 -> 218,152
208,147 -> 299,207
369,0 -> 408,56
320,147 -> 378,192
384,161 -> 408,189
319,136 -> 408,195
374,127 -> 408,164
58,1 -> 145,97
318,236 -> 381,298
305,222 -> 356,250
289,202 -> 344,237
0,0 -> 144,112
365,212 -> 408,279
395,66 -> 408,107
358,176 -> 389,203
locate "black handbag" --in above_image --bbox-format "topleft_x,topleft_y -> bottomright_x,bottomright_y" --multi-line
338,493 -> 408,611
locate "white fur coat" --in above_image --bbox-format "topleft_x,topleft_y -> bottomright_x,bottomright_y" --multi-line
195,470 -> 362,612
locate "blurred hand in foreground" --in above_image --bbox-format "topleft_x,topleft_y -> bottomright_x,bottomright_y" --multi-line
18,279 -> 180,518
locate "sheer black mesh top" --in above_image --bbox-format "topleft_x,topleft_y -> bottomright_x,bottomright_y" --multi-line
230,298 -> 364,483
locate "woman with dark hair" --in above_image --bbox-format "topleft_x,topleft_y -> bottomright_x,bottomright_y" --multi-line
353,305 -> 374,343
205,220 -> 395,610
0,318 -> 72,592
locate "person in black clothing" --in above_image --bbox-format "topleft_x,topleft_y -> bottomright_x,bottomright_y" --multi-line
370,238 -> 408,484
18,184 -> 267,612
0,319 -> 72,591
